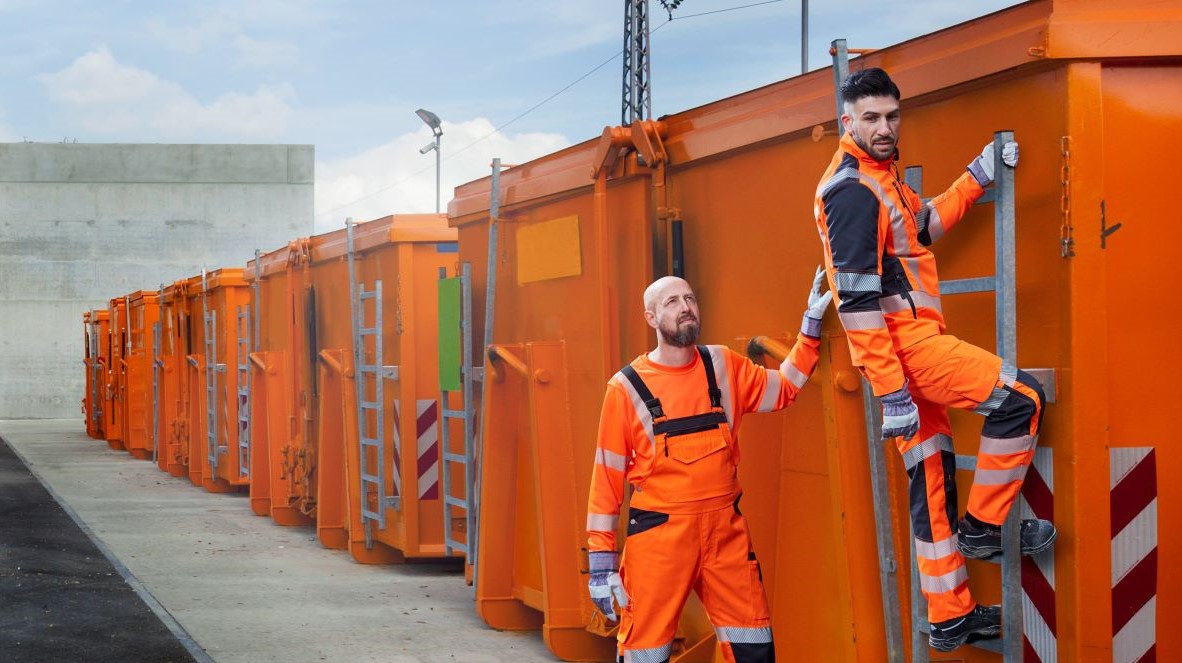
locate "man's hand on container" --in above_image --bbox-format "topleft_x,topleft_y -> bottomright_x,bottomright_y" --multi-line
881,381 -> 920,441
967,140 -> 1019,187
587,550 -> 628,622
801,266 -> 834,339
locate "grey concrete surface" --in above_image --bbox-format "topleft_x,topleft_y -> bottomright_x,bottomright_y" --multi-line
0,419 -> 557,663
0,142 -> 314,419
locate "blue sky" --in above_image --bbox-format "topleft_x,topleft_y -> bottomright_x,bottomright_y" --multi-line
0,1 -> 1022,231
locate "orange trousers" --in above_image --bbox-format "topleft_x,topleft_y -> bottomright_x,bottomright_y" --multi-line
617,502 -> 772,663
892,334 -> 1045,623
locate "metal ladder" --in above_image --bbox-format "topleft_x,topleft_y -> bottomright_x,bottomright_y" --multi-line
346,219 -> 399,547
202,271 -> 228,474
440,262 -> 480,559
236,304 -> 251,480
831,40 -> 1024,661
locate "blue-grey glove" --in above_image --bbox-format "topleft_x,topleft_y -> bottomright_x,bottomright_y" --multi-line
967,140 -> 1019,187
801,266 -> 834,339
587,550 -> 628,622
881,381 -> 920,441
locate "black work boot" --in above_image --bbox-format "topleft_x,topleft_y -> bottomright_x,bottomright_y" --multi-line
957,517 -> 1057,559
928,604 -> 1001,652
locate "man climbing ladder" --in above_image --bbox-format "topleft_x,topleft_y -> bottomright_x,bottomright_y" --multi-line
812,67 -> 1055,652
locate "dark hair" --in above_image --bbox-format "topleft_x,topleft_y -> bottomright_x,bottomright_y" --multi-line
840,68 -> 900,104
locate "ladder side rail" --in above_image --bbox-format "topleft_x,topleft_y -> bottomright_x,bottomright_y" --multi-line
862,380 -> 907,663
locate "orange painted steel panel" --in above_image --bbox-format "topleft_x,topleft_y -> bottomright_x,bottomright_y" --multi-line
125,291 -> 161,460
83,310 -> 110,440
104,295 -> 130,452
157,279 -> 192,478
451,1 -> 1182,659
310,213 -> 459,562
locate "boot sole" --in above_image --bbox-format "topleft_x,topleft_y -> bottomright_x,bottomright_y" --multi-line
929,625 -> 1001,652
958,529 -> 1058,559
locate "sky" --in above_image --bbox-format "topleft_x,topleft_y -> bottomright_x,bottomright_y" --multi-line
0,0 -> 1024,232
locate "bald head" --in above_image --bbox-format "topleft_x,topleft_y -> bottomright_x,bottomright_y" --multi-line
643,276 -> 700,349
643,276 -> 692,312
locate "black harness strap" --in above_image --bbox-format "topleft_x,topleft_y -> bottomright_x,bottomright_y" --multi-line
619,346 -> 728,441
696,345 -> 723,410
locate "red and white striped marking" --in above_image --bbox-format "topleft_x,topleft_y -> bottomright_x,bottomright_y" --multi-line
1111,447 -> 1158,663
394,399 -> 440,500
1021,447 -> 1056,662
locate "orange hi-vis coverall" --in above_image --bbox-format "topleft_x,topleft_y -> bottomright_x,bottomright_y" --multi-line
814,133 -> 1046,623
587,340 -> 819,663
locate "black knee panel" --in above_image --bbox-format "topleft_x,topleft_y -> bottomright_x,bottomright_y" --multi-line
982,369 -> 1044,438
730,641 -> 775,663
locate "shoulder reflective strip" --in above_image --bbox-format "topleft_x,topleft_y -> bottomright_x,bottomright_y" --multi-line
586,512 -> 619,532
596,447 -> 628,471
914,534 -> 960,561
623,642 -> 674,663
999,362 -> 1018,387
614,371 -> 657,450
838,309 -> 887,331
980,434 -> 1035,457
973,466 -> 1029,486
855,172 -> 911,257
902,433 -> 953,471
706,345 -> 734,427
835,271 -> 882,293
820,166 -> 860,198
782,362 -> 808,390
919,565 -> 969,594
926,204 -> 945,242
973,386 -> 1010,416
757,368 -> 782,412
715,625 -> 774,644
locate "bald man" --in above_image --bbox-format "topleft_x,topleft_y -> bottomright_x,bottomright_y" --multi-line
585,272 -> 832,663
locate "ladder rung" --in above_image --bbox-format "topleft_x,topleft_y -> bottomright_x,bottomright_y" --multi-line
940,277 -> 996,295
359,290 -> 378,301
969,638 -> 1003,654
361,473 -> 380,483
444,496 -> 469,509
954,455 -> 976,471
358,365 -> 379,374
360,401 -> 380,410
358,327 -> 378,335
441,408 -> 466,418
444,539 -> 470,554
360,438 -> 381,447
442,452 -> 466,463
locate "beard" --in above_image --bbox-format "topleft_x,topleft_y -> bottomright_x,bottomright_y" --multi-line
658,316 -> 700,347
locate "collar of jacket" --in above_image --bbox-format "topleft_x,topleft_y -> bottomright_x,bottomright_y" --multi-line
840,132 -> 899,171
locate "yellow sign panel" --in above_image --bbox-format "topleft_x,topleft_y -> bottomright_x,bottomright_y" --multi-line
516,215 -> 583,285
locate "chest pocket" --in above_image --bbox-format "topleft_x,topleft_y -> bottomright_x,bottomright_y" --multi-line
656,411 -> 729,464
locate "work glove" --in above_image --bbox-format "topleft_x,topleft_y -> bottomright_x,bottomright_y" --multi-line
967,140 -> 1019,187
587,551 -> 628,622
881,381 -> 920,441
800,266 -> 834,339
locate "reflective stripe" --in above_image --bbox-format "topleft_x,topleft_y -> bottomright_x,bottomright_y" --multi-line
926,204 -> 945,242
973,386 -> 1009,416
835,270 -> 882,293
706,345 -> 734,428
914,534 -> 960,561
974,466 -> 1029,485
878,294 -> 911,314
838,309 -> 887,331
586,512 -> 619,531
757,369 -> 782,412
820,166 -> 859,198
910,290 -> 942,312
999,362 -> 1018,387
919,565 -> 969,594
880,292 -> 942,314
715,625 -> 774,644
623,642 -> 673,663
979,435 -> 1035,457
615,370 -> 657,450
854,172 -> 911,257
902,433 -> 953,471
596,448 -> 628,471
902,257 -> 922,282
782,362 -> 808,390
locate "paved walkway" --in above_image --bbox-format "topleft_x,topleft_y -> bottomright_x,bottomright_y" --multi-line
0,420 -> 556,663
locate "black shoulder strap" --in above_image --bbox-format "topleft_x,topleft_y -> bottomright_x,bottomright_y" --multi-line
696,346 -> 723,410
620,365 -> 664,421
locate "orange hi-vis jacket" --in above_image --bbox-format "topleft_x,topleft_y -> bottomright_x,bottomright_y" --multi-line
814,133 -> 986,397
586,339 -> 820,553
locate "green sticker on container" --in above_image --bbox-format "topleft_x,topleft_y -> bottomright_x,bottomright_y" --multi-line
437,277 -> 462,392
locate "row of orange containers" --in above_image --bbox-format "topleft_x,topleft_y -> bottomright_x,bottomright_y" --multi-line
81,214 -> 468,569
80,0 -> 1180,661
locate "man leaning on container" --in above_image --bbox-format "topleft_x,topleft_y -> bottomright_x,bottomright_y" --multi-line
813,67 -> 1054,652
584,271 -> 831,663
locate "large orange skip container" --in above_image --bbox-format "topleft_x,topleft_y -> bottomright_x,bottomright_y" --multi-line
83,309 -> 110,440
104,295 -> 130,452
449,0 -> 1182,660
157,279 -> 193,477
307,214 -> 460,562
125,291 -> 161,460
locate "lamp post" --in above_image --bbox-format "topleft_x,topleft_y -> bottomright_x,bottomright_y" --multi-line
416,108 -> 443,214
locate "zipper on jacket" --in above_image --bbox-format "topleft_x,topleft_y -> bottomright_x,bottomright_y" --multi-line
896,274 -> 918,319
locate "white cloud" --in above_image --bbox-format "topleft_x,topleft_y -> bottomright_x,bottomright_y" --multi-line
314,118 -> 571,233
38,47 -> 295,140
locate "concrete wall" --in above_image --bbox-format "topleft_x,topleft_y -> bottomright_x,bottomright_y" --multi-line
0,143 -> 313,419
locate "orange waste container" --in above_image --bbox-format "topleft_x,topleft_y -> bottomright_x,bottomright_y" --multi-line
156,279 -> 193,477
306,214 -> 460,561
83,310 -> 107,439
104,295 -> 131,452
246,239 -> 317,525
124,291 -> 161,460
447,1 -> 1182,660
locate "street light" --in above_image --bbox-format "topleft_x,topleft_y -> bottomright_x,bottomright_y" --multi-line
415,108 -> 443,214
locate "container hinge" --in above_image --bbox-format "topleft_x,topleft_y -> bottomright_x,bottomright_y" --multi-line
1059,135 -> 1075,258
